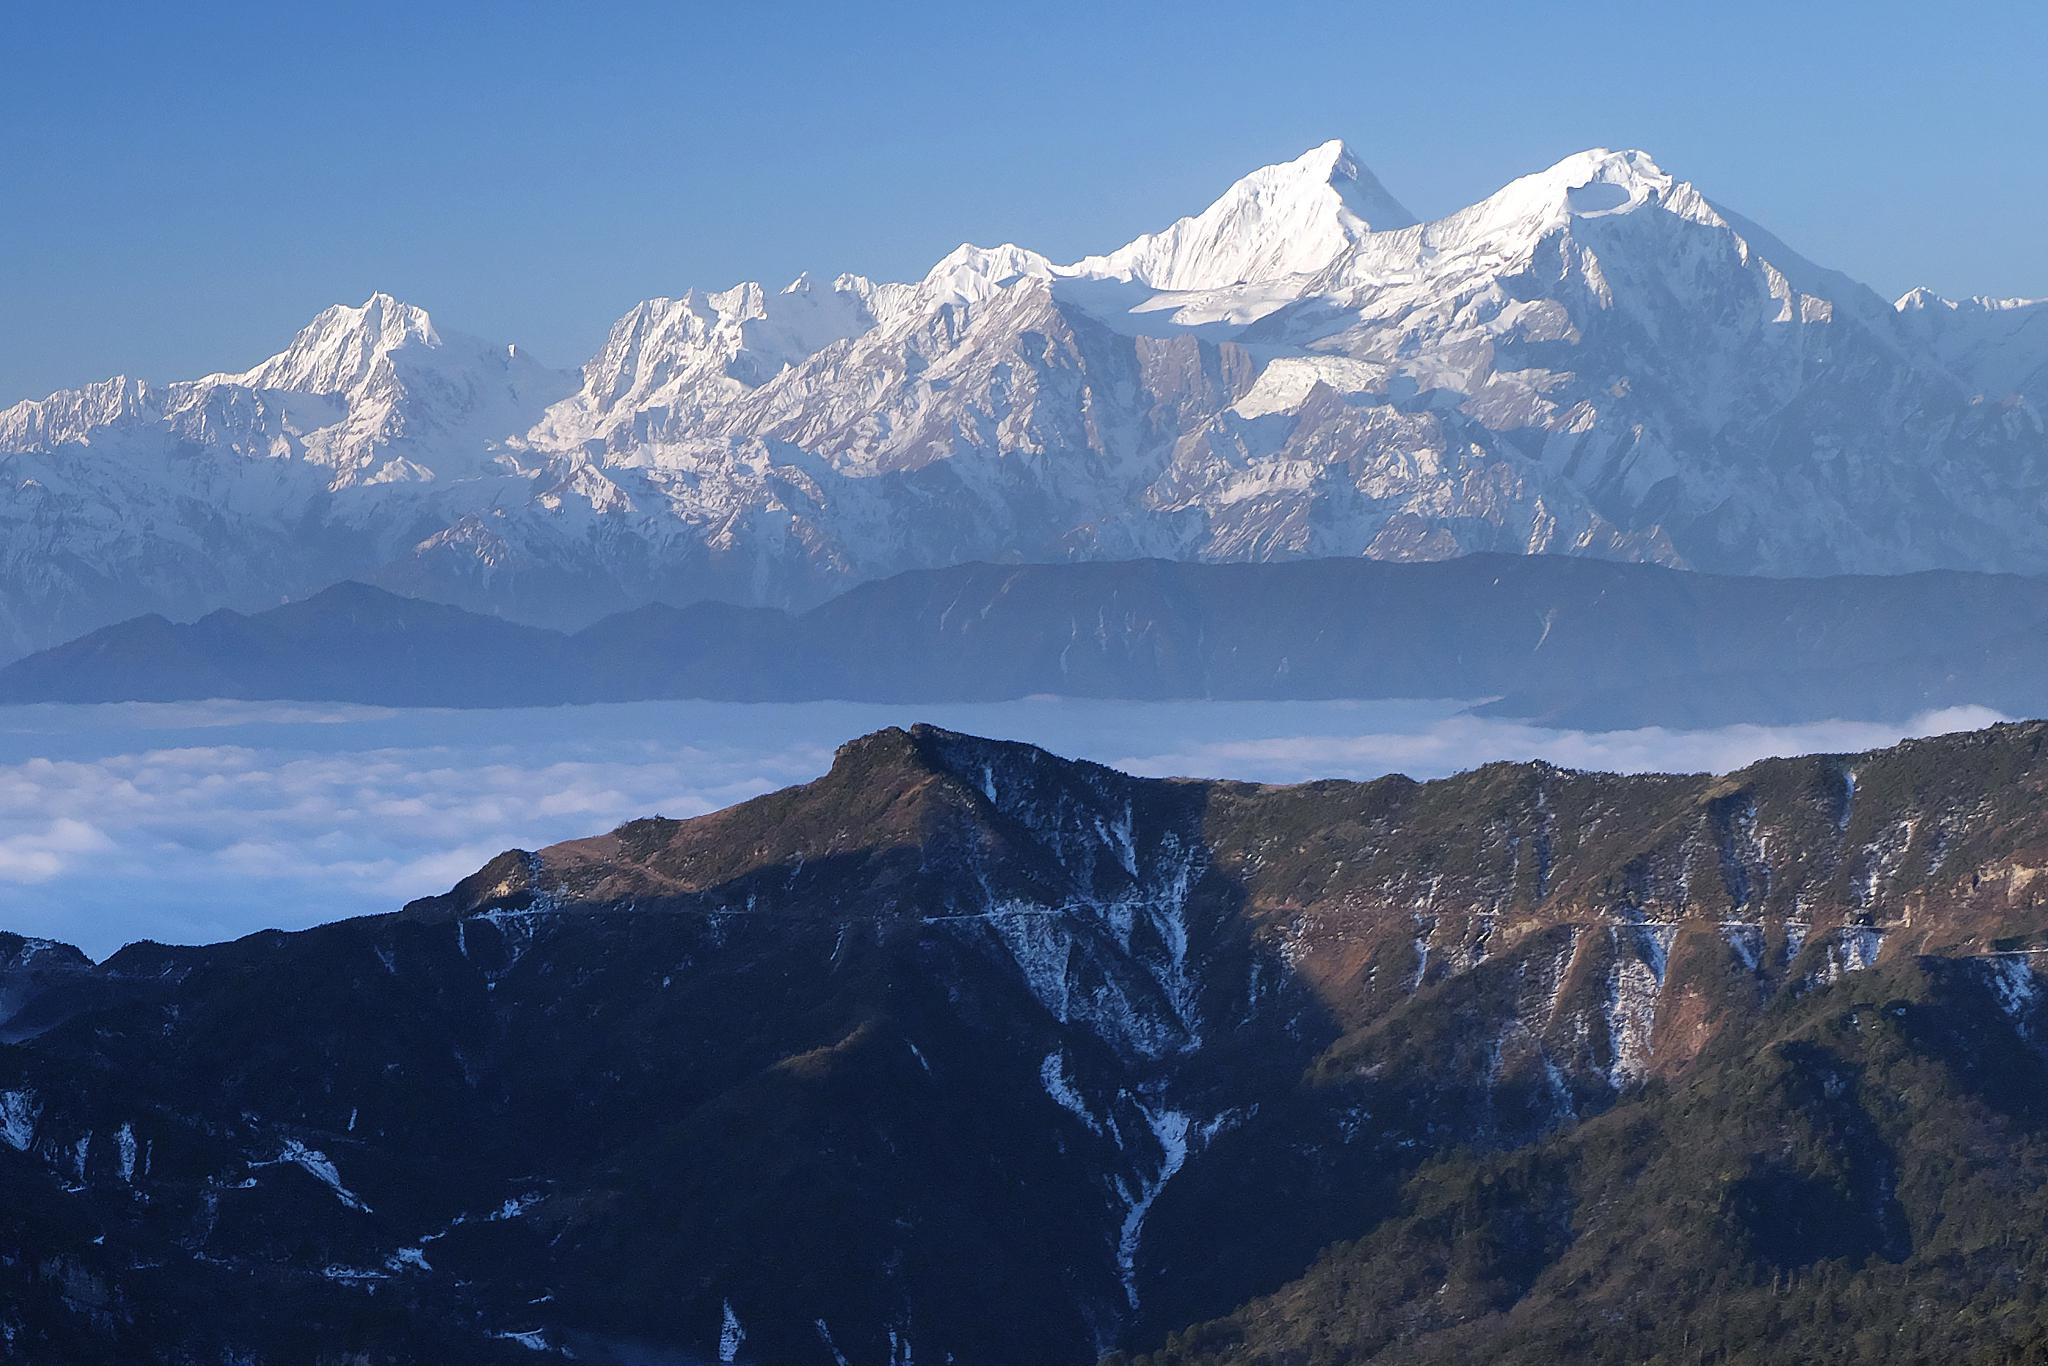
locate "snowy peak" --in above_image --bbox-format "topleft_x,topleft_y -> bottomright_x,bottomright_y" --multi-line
1896,285 -> 1949,313
0,292 -> 568,470
0,375 -> 160,452
1292,137 -> 1418,230
1300,146 -> 1700,317
1892,285 -> 2048,403
913,242 -> 1058,313
1072,139 -> 1417,291
1896,285 -> 2048,315
1549,146 -> 1674,215
1446,147 -> 1679,243
546,273 -> 877,442
228,293 -> 444,396
10,137 -> 2048,661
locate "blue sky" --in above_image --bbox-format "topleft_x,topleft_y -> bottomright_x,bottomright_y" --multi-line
4,0 -> 2042,405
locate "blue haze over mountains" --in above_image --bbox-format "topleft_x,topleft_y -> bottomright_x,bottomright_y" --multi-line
7,557 -> 2048,733
9,33 -> 2048,1357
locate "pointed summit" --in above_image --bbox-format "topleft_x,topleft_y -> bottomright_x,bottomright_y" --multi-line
1071,139 -> 1417,292
1895,285 -> 1949,313
231,293 -> 443,395
1292,137 -> 1414,227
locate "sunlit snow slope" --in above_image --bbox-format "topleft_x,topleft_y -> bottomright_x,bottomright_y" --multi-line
3,141 -> 2045,655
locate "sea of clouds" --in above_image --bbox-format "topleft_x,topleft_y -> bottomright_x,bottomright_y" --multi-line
0,698 -> 2011,958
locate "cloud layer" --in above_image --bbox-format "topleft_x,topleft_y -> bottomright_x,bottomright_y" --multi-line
0,699 -> 2011,958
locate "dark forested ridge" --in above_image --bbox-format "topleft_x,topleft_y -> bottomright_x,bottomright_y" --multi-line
7,555 -> 2048,730
6,720 -> 2048,1360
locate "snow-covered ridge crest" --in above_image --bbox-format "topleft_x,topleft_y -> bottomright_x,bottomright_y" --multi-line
1315,146 -> 1686,296
905,140 -> 1416,318
1070,137 -> 1417,291
2,288 -> 577,490
221,292 -> 443,395
1474,146 -> 1678,226
4,137 -> 2048,658
0,375 -> 159,451
1891,285 -> 2048,407
910,242 -> 1058,314
537,273 -> 878,446
1897,286 -> 2048,315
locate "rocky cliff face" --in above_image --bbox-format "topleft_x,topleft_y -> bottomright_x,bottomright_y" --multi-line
5,722 -> 2048,1361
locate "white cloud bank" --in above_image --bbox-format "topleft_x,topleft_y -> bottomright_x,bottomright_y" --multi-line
0,698 -> 2013,958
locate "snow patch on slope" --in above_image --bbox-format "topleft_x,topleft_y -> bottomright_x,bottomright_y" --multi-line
1040,1049 -> 1101,1134
0,1089 -> 37,1152
255,1138 -> 371,1212
1114,1100 -> 1192,1310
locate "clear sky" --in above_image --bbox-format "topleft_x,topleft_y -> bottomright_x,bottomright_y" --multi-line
4,0 -> 2042,405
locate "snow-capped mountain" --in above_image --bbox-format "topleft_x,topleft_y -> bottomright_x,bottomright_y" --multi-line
2,294 -> 575,485
1894,285 -> 2048,409
1068,137 -> 1417,289
3,140 -> 2044,657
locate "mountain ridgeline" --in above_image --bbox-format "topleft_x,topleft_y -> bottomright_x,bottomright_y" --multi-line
7,554 -> 2048,729
6,721 -> 2048,1361
4,140 -> 2047,657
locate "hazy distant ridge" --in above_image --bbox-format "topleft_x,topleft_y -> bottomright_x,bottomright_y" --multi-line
8,555 -> 2047,730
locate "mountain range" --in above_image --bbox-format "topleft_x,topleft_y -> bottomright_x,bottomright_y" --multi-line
4,140 -> 2046,658
6,720 -> 2048,1362
6,555 -> 2047,730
